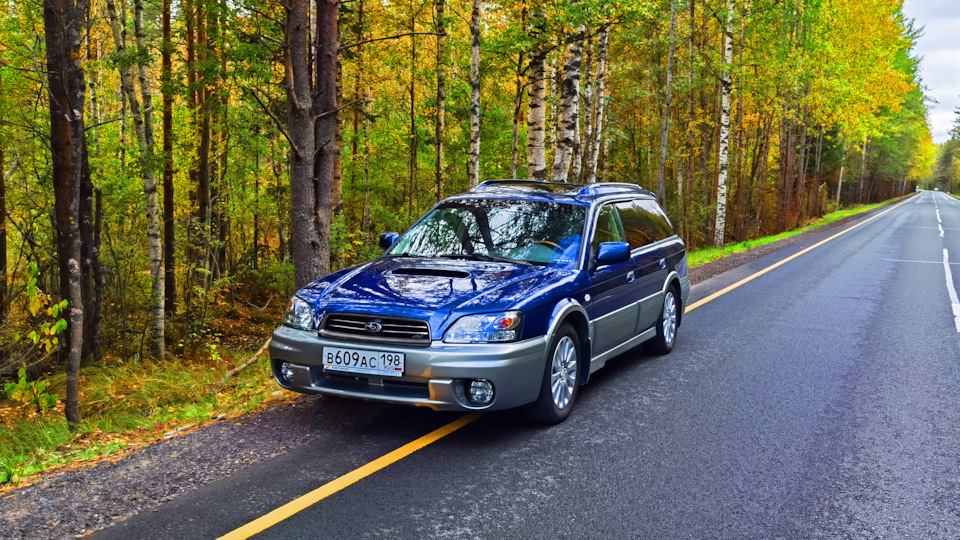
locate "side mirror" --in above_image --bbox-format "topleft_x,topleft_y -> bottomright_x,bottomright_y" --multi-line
595,242 -> 631,266
379,232 -> 400,250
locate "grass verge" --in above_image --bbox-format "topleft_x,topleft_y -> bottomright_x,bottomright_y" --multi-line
0,345 -> 290,490
687,197 -> 908,269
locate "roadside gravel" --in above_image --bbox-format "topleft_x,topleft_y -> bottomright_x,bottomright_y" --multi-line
0,395 -> 387,539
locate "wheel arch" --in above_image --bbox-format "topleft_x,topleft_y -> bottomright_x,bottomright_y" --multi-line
662,271 -> 683,327
546,300 -> 592,386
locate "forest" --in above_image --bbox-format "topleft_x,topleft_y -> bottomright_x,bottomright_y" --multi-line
0,0 -> 934,431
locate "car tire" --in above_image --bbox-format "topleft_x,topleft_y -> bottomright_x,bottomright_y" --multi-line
646,285 -> 679,355
526,323 -> 580,424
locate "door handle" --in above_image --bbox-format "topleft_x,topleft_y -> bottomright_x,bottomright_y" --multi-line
659,259 -> 667,269
626,271 -> 636,283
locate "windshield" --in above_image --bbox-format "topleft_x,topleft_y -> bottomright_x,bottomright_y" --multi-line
388,198 -> 586,268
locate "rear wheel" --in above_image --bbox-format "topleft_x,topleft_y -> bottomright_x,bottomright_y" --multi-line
646,286 -> 679,355
526,324 -> 580,424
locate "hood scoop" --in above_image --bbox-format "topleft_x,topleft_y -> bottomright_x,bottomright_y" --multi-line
392,267 -> 471,279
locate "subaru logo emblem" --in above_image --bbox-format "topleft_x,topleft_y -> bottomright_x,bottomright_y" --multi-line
365,321 -> 383,333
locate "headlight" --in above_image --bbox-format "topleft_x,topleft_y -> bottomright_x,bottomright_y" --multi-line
443,311 -> 522,343
283,297 -> 315,331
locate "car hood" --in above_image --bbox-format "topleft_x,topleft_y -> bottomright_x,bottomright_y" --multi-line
298,257 -> 576,334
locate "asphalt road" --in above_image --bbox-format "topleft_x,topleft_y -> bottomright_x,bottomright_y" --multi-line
97,191 -> 960,539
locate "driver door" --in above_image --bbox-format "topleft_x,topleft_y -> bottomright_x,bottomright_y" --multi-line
585,204 -> 640,356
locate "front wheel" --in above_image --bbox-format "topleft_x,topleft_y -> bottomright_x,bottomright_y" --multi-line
646,286 -> 679,355
526,324 -> 580,424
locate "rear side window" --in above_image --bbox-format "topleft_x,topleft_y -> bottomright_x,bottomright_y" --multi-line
591,204 -> 625,252
614,201 -> 654,249
636,200 -> 675,242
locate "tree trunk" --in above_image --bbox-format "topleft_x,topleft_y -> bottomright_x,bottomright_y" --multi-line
312,0 -> 337,277
468,0 -> 481,187
510,52 -> 523,179
551,26 -> 584,183
45,0 -> 90,426
286,0 -> 322,288
525,8 -> 547,180
105,0 -> 164,358
0,140 -> 6,325
434,0 -> 446,201
713,0 -> 733,247
162,0 -> 175,317
811,126 -> 824,217
835,136 -> 846,207
857,137 -> 871,204
584,27 -> 608,183
579,35 -> 594,183
656,0 -> 677,205
793,82 -> 810,227
408,8 -> 418,218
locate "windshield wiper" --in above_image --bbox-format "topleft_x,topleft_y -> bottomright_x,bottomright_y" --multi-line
438,253 -> 525,264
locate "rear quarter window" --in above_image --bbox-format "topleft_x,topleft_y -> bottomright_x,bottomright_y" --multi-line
636,200 -> 675,242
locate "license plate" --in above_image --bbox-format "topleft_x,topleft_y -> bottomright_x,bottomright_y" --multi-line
322,347 -> 405,377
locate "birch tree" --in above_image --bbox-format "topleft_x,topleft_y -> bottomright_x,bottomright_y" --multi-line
713,0 -> 734,247
551,27 -> 584,183
583,27 -> 608,183
835,136 -> 847,206
44,0 -> 90,425
526,7 -> 548,181
105,0 -> 165,357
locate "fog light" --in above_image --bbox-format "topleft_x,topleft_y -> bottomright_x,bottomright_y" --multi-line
280,362 -> 295,382
467,379 -> 494,405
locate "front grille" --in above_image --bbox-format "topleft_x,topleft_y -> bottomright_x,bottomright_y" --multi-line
319,313 -> 431,346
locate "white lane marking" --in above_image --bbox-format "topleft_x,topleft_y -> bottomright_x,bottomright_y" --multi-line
937,209 -> 942,223
943,249 -> 960,333
873,258 -> 960,266
941,224 -> 946,238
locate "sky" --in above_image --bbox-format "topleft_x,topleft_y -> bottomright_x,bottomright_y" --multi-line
902,0 -> 960,144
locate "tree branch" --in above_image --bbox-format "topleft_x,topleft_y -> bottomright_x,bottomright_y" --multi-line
246,87 -> 299,155
341,32 -> 443,51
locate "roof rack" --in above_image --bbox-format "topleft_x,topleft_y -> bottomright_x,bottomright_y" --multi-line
470,179 -> 655,199
574,182 -> 654,197
471,180 -> 583,193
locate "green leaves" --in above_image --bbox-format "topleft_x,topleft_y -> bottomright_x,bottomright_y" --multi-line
4,369 -> 58,416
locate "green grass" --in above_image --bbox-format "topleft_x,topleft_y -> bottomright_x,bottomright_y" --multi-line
0,347 -> 284,487
687,197 -> 907,269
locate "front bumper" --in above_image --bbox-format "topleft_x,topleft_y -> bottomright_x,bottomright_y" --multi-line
268,325 -> 549,411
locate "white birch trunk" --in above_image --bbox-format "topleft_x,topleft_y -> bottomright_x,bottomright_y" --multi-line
551,27 -> 584,183
713,0 -> 734,247
835,136 -> 847,207
585,28 -> 609,183
107,0 -> 165,357
525,9 -> 548,180
579,36 -> 594,182
468,0 -> 480,187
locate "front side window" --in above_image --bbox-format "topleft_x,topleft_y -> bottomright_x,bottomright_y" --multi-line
389,198 -> 586,268
591,204 -> 626,253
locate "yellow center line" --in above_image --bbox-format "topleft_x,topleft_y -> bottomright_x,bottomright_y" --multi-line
218,412 -> 484,540
220,196 -> 912,539
684,196 -> 913,314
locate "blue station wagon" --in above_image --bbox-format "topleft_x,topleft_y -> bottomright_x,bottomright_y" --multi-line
269,181 -> 690,423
